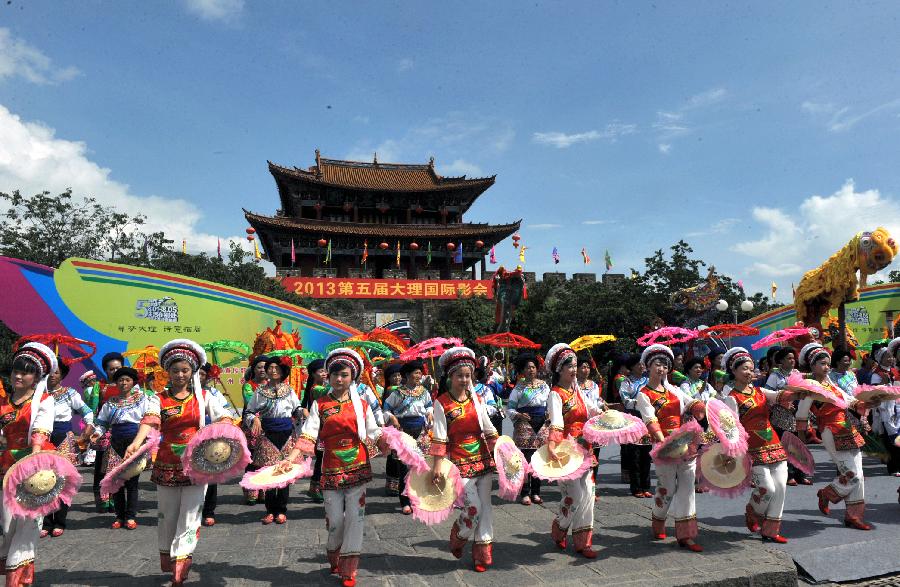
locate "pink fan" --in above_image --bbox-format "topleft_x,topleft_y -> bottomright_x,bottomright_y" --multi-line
780,431 -> 815,476
240,458 -> 314,492
494,436 -> 528,501
649,420 -> 703,464
182,422 -> 251,485
100,430 -> 161,496
3,451 -> 82,519
705,399 -> 749,458
853,385 -> 900,404
697,443 -> 752,498
582,411 -> 648,446
404,457 -> 464,525
785,373 -> 848,409
637,327 -> 698,347
381,425 -> 429,473
751,327 -> 813,350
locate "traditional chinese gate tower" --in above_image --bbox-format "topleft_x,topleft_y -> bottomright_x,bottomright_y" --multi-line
245,151 -> 519,280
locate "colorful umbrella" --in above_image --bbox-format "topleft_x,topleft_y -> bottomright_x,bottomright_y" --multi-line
698,324 -> 759,339
348,328 -> 409,354
398,337 -> 463,361
326,340 -> 395,358
569,334 -> 617,352
750,327 -> 814,350
13,333 -> 97,365
475,332 -> 541,350
202,339 -> 252,368
122,345 -> 167,393
636,327 -> 699,347
858,338 -> 890,352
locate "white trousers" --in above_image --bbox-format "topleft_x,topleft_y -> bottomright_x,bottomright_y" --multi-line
556,469 -> 595,535
822,429 -> 865,504
748,461 -> 788,535
652,459 -> 698,540
157,484 -> 206,560
457,474 -> 494,544
0,510 -> 39,571
324,485 -> 366,557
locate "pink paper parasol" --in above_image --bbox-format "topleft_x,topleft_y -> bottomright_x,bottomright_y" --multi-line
637,327 -> 699,347
4,451 -> 82,519
785,373 -> 848,409
696,443 -> 752,498
779,431 -> 815,475
705,399 -> 749,457
380,425 -> 429,473
751,327 -> 814,350
398,337 -> 463,361
582,411 -> 648,446
100,430 -> 160,496
649,420 -> 704,464
181,422 -> 251,485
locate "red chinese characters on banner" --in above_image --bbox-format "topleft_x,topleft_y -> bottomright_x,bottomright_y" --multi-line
282,277 -> 494,300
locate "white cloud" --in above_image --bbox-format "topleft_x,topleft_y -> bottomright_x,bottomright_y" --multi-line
582,219 -> 613,225
438,159 -> 483,177
658,143 -> 672,154
685,87 -> 727,110
532,122 -> 637,149
397,58 -> 414,72
0,104 -> 250,259
527,223 -> 562,230
184,0 -> 244,22
732,180 -> 900,285
802,98 -> 900,132
0,28 -> 80,85
686,217 -> 740,237
653,87 -> 727,153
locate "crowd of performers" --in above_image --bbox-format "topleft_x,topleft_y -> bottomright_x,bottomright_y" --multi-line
1,331 -> 899,587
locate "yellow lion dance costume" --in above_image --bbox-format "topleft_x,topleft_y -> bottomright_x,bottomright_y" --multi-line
794,227 -> 898,329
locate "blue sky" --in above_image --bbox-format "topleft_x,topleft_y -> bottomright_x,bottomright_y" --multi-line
3,1 -> 900,298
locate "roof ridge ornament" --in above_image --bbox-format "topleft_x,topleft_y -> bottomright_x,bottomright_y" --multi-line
314,149 -> 322,177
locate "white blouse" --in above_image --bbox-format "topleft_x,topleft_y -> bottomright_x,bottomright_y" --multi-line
50,387 -> 94,425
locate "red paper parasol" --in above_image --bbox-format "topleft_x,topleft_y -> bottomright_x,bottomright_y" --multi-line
698,324 -> 759,339
751,327 -> 814,350
398,337 -> 463,361
13,333 -> 96,365
637,327 -> 699,347
475,332 -> 541,350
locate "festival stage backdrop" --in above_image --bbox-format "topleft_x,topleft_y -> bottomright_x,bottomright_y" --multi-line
735,283 -> 900,356
0,257 -> 358,407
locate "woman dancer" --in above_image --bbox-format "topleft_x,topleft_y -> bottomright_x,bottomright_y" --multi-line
635,344 -> 706,551
545,343 -> 601,558
766,347 -> 811,485
280,348 -> 384,587
301,359 -> 329,503
0,343 -> 56,585
125,339 -> 237,586
506,353 -> 550,505
431,347 -> 499,572
620,354 -> 652,498
720,347 -> 796,543
241,355 -> 269,505
383,360 -> 433,514
796,343 -> 873,530
380,362 -> 404,496
872,343 -> 900,476
198,363 -> 240,526
91,367 -> 153,530
42,359 -> 94,537
244,357 -> 303,524
576,353 -> 604,499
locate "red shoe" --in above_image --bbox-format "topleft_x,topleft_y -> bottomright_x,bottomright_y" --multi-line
642,491 -> 654,498
762,535 -> 788,544
800,478 -> 813,485
261,514 -> 274,525
678,539 -> 703,552
126,519 -> 138,530
39,529 -> 49,538
845,518 -> 873,531
816,489 -> 831,516
745,506 -> 760,533
576,547 -> 598,559
653,532 -> 666,540
51,528 -> 64,537
787,479 -> 798,486
203,517 -> 215,527
555,537 -> 567,550
520,496 -> 531,506
531,495 -> 543,505
275,514 -> 287,524
401,506 -> 412,515
474,564 -> 488,572
111,519 -> 123,529
342,578 -> 356,587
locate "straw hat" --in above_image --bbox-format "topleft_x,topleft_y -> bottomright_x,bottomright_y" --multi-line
3,451 -> 81,519
582,410 -> 648,446
240,460 -> 313,492
494,435 -> 527,501
404,456 -> 462,525
182,421 -> 251,485
529,438 -> 590,481
697,443 -> 751,497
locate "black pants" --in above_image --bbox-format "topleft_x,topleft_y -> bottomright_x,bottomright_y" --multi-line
45,430 -> 72,529
398,425 -> 424,508
93,448 -> 106,490
311,448 -> 324,487
519,449 -> 542,497
623,444 -> 652,493
203,484 -> 218,518
111,435 -> 139,520
593,447 -> 601,486
264,429 -> 292,515
884,433 -> 900,475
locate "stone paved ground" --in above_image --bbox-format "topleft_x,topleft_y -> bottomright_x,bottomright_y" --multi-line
38,456 -> 797,587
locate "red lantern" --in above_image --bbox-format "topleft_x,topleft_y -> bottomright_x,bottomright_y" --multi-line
475,240 -> 484,249
247,235 -> 255,241
377,202 -> 389,213
245,227 -> 256,235
512,233 -> 521,249
343,202 -> 353,212
414,204 -> 423,214
409,242 -> 420,251
314,201 -> 323,211
318,239 -> 328,247
379,242 -> 389,250
446,242 -> 456,251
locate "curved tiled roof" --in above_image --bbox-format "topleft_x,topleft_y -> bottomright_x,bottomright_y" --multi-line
268,158 -> 495,193
244,210 -> 520,239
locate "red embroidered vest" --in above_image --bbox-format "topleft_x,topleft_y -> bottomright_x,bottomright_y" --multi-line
812,380 -> 864,451
435,394 -> 493,478
641,386 -> 682,436
730,386 -> 787,465
551,386 -> 589,438
0,392 -> 54,473
315,394 -> 372,490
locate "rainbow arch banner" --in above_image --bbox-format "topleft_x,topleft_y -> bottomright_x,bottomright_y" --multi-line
0,256 -> 358,405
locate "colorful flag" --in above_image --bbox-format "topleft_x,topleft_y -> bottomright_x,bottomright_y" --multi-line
454,242 -> 463,264
552,247 -> 560,264
325,239 -> 332,265
519,245 -> 527,264
182,239 -> 186,255
771,281 -> 778,300
604,249 -> 612,271
489,245 -> 497,264
396,241 -> 401,267
426,241 -> 432,265
290,239 -> 296,266
361,240 -> 368,265
253,240 -> 261,260
581,247 -> 591,264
